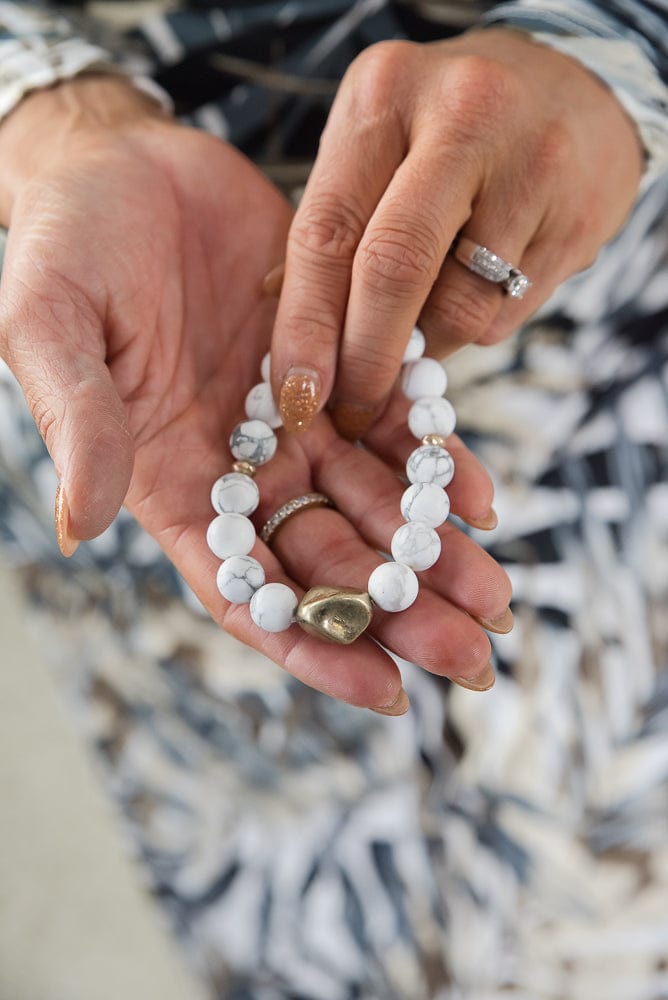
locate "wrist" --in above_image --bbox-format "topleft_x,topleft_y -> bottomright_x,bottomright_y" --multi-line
0,73 -> 171,225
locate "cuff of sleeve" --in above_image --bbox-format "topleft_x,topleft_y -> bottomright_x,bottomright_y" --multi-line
0,36 -> 174,124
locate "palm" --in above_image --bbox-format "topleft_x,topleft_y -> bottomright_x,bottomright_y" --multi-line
2,123 -> 509,708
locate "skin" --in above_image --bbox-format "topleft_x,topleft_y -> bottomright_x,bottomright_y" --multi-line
269,29 -> 645,437
0,75 -> 510,712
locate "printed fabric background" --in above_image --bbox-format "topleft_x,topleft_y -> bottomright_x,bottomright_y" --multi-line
0,2 -> 667,998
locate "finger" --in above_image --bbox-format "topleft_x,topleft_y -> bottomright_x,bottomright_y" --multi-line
0,279 -> 133,554
417,171 -> 542,355
417,101 -> 611,355
330,132 -> 478,436
270,43 -> 413,432
419,243 -> 527,355
478,216 -> 598,347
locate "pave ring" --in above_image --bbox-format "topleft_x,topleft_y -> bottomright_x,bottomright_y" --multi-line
260,492 -> 336,545
453,236 -> 531,299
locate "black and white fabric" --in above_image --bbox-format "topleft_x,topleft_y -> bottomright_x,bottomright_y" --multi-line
0,3 -> 667,999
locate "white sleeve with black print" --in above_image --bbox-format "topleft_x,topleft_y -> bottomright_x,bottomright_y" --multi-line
0,1 -> 172,122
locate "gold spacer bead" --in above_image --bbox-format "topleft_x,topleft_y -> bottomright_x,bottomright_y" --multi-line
422,433 -> 447,448
232,460 -> 258,478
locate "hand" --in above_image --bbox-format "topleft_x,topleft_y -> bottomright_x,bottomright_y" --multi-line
269,28 -> 644,438
0,76 -> 510,712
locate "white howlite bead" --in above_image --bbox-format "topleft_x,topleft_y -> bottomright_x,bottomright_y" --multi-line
217,555 -> 265,603
244,382 -> 282,428
408,396 -> 456,440
368,561 -> 419,613
406,444 -> 455,487
207,513 -> 256,559
401,482 -> 450,527
250,583 -> 298,632
401,358 -> 447,401
230,419 -> 277,465
402,327 -> 426,363
391,522 -> 441,571
211,472 -> 259,516
260,351 -> 271,382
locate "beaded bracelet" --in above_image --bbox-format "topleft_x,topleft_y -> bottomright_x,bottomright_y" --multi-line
206,328 -> 456,645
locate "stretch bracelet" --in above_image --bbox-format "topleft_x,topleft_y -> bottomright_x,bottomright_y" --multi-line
206,328 -> 456,645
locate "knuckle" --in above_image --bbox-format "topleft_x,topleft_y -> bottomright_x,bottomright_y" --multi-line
443,55 -> 520,136
357,222 -> 440,297
348,40 -> 418,103
32,394 -> 60,452
289,193 -> 366,265
426,283 -> 498,343
328,42 -> 412,149
281,303 -> 340,353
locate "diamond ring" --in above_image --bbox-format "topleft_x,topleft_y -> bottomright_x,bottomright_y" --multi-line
452,236 -> 531,299
260,492 -> 335,545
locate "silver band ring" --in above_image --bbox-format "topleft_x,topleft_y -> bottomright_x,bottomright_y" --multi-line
453,236 -> 531,299
261,492 -> 336,545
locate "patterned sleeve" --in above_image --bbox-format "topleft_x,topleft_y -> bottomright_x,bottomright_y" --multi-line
0,0 -> 172,123
480,1 -> 668,182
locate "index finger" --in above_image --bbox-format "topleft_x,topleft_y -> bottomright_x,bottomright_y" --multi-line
269,41 -> 414,434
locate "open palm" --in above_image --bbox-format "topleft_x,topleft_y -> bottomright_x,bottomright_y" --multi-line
0,120 -> 509,709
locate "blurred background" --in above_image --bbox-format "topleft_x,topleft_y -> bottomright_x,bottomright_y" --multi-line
0,554 -> 210,999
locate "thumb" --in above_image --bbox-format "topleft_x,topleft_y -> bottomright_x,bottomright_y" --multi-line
2,325 -> 134,556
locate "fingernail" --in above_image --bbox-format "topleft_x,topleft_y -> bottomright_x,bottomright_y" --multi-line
331,401 -> 375,442
262,262 -> 285,297
55,483 -> 80,557
279,366 -> 321,432
462,508 -> 498,531
474,607 -> 514,634
372,687 -> 410,716
451,662 -> 496,692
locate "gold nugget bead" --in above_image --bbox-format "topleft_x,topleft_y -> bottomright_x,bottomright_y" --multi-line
295,586 -> 372,644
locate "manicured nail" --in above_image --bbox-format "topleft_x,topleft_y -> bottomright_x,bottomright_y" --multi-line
451,662 -> 496,692
462,508 -> 498,531
372,687 -> 410,716
55,483 -> 80,557
474,607 -> 514,634
262,262 -> 285,297
331,401 -> 376,442
279,366 -> 321,432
